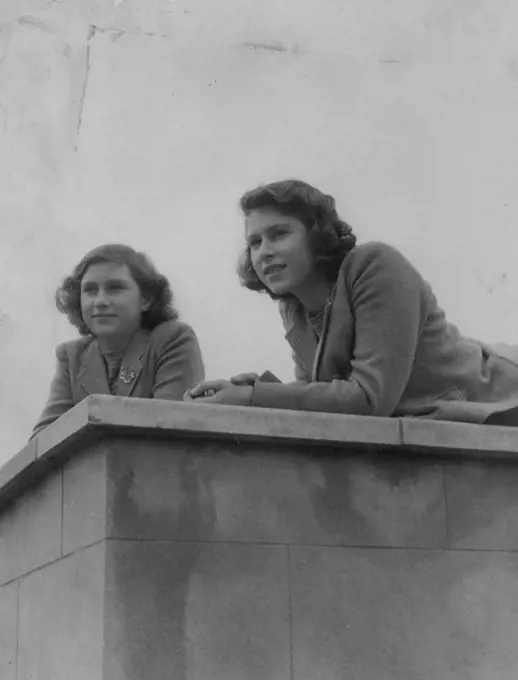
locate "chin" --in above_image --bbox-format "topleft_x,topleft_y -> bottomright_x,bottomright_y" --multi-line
93,326 -> 119,337
267,283 -> 294,297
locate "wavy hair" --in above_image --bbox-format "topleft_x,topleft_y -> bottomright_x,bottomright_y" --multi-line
237,179 -> 357,298
55,244 -> 178,336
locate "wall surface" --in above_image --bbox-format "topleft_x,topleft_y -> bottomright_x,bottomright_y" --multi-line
3,419 -> 518,679
1,0 -> 518,460
0,454 -> 106,680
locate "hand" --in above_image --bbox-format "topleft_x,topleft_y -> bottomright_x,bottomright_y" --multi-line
230,372 -> 259,386
184,379 -> 253,406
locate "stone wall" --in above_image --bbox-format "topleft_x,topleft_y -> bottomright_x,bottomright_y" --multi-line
2,398 -> 518,678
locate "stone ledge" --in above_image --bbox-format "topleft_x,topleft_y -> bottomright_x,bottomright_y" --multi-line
0,404 -> 101,510
401,418 -> 518,457
1,395 -> 517,509
84,395 -> 401,447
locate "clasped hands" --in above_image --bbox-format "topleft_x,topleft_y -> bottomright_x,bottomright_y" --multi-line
183,373 -> 258,406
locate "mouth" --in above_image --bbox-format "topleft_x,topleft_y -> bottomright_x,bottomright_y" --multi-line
263,264 -> 286,277
93,315 -> 116,319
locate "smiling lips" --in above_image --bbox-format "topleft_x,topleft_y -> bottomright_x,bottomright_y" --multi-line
263,264 -> 286,277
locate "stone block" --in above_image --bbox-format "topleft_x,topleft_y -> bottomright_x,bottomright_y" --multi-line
17,542 -> 105,680
446,460 -> 518,550
106,439 -> 447,548
103,540 -> 290,680
0,469 -> 62,585
291,546 -> 518,680
0,581 -> 18,680
63,447 -> 108,555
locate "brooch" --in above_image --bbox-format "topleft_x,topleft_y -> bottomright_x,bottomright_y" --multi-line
119,367 -> 136,384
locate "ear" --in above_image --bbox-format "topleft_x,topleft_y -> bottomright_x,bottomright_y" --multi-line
141,296 -> 152,312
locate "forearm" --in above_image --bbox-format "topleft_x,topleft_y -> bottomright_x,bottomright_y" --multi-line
252,377 -> 374,415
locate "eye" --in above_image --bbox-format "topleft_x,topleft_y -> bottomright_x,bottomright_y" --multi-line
106,282 -> 126,292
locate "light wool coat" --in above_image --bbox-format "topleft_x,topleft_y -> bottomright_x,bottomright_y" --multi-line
252,242 -> 518,425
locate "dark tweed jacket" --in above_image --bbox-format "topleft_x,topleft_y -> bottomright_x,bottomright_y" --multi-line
32,320 -> 205,437
252,242 -> 518,424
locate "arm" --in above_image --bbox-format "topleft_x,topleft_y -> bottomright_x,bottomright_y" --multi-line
252,245 -> 425,416
31,343 -> 74,439
153,322 -> 205,400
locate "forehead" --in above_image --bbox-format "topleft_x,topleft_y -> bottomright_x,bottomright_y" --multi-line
245,209 -> 304,236
81,261 -> 134,283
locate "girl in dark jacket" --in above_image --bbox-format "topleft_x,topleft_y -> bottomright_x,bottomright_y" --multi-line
32,243 -> 204,437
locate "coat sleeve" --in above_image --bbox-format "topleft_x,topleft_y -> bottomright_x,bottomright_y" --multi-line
252,245 -> 425,415
31,343 -> 75,439
152,322 -> 205,400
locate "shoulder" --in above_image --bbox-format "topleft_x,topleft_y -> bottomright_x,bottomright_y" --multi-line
344,241 -> 413,269
148,319 -> 199,347
340,241 -> 424,287
55,336 -> 92,362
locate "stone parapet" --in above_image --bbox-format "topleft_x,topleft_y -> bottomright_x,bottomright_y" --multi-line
1,396 -> 518,679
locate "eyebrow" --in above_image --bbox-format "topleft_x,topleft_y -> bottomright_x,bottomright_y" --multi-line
246,223 -> 292,243
81,278 -> 128,287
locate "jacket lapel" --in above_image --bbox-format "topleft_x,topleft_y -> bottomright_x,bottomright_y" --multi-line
315,269 -> 355,382
280,299 -> 319,378
311,295 -> 334,380
114,328 -> 150,397
279,268 -> 354,383
78,341 -> 111,396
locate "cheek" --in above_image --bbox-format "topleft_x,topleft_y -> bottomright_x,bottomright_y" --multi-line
249,251 -> 261,275
293,243 -> 316,274
131,294 -> 147,317
290,237 -> 310,258
80,296 -> 91,315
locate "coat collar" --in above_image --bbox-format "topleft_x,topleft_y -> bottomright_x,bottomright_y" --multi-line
279,295 -> 334,380
78,328 -> 151,397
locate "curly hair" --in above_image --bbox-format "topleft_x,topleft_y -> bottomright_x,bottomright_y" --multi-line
237,179 -> 357,298
55,244 -> 178,336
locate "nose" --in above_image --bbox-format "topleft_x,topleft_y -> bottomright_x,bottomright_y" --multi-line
256,239 -> 274,262
93,290 -> 109,308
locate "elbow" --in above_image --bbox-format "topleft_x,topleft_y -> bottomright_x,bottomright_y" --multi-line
367,395 -> 399,418
348,382 -> 396,418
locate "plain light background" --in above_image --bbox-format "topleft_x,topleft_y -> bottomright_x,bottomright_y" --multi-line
1,0 -> 518,463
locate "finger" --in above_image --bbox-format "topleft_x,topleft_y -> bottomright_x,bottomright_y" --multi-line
189,379 -> 229,397
188,393 -> 220,404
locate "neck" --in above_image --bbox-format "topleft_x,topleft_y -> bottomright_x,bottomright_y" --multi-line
293,279 -> 333,314
96,333 -> 134,354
